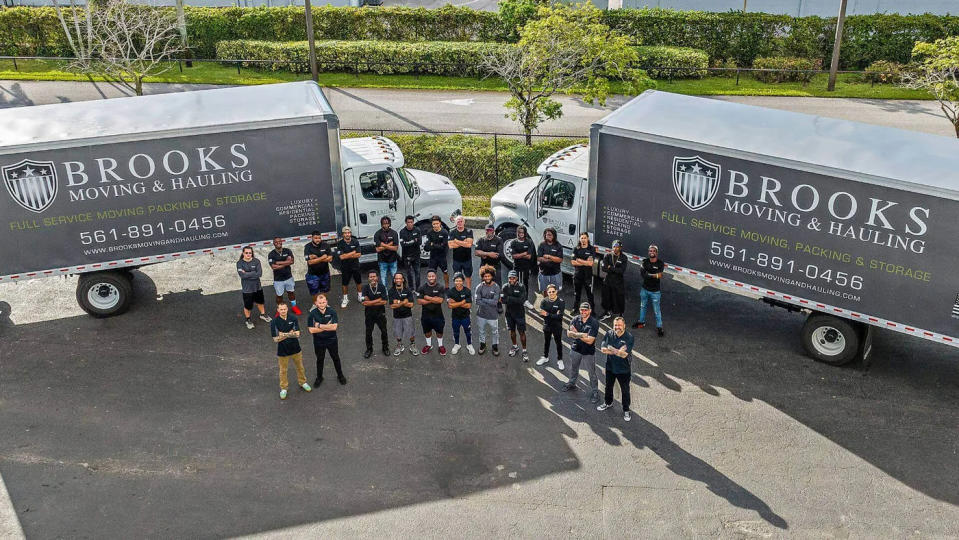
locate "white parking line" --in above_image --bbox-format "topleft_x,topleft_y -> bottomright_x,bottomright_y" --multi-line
0,471 -> 25,540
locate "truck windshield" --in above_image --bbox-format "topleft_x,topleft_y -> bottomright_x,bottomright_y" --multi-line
395,168 -> 415,198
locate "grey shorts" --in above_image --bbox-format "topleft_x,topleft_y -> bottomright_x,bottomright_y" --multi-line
393,316 -> 414,339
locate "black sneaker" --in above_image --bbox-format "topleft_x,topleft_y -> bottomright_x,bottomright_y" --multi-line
314,377 -> 324,387
492,344 -> 500,356
657,327 -> 664,337
363,349 -> 373,359
589,390 -> 600,404
632,321 -> 645,329
478,342 -> 487,355
383,346 -> 391,356
338,375 -> 347,385
562,383 -> 576,392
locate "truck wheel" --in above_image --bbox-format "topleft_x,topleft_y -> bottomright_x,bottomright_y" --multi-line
498,225 -> 517,270
801,313 -> 860,366
76,271 -> 134,318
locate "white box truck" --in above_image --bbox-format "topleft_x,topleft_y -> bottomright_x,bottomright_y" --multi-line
490,90 -> 959,365
0,81 -> 462,317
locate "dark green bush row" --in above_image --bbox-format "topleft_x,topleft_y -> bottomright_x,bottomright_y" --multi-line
634,46 -> 708,79
4,5 -> 958,68
752,56 -> 822,83
216,40 -> 510,76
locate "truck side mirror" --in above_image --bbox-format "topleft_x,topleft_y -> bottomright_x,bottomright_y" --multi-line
537,208 -> 547,218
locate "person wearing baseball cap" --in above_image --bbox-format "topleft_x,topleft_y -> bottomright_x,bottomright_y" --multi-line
633,244 -> 665,337
599,239 -> 627,321
501,269 -> 529,361
447,272 -> 475,355
475,224 -> 504,284
565,301 -> 601,403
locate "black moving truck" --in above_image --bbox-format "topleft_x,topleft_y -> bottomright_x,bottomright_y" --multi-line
587,90 -> 959,365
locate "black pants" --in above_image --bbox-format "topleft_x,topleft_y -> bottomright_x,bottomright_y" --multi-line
573,274 -> 595,311
543,322 -> 563,360
365,312 -> 388,350
603,279 -> 625,316
604,370 -> 631,411
314,340 -> 343,379
402,257 -> 421,291
516,266 -> 533,300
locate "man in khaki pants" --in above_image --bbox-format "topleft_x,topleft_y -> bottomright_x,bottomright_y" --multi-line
271,302 -> 312,400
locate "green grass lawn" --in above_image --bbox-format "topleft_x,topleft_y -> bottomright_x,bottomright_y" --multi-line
0,59 -> 932,99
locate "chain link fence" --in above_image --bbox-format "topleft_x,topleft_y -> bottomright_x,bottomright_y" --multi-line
341,128 -> 586,217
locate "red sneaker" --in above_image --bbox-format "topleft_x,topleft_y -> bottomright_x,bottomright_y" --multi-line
439,346 -> 447,356
291,305 -> 303,316
422,345 -> 432,355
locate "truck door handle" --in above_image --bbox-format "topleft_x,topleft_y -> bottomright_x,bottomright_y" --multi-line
359,213 -> 368,224
569,224 -> 576,235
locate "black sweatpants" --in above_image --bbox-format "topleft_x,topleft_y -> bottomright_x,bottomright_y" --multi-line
516,266 -> 533,300
604,279 -> 625,316
314,340 -> 344,379
604,370 -> 631,411
543,322 -> 563,360
365,312 -> 388,350
573,274 -> 595,311
402,257 -> 421,291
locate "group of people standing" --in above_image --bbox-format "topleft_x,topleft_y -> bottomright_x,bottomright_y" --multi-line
237,216 -> 666,418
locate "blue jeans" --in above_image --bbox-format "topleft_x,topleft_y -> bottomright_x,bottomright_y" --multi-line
379,260 -> 397,287
638,288 -> 662,327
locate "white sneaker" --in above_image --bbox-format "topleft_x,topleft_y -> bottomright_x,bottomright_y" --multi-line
341,296 -> 349,308
259,314 -> 272,323
245,319 -> 255,329
624,411 -> 631,422
535,356 -> 549,366
451,344 -> 462,355
394,346 -> 404,356
557,359 -> 565,371
280,389 -> 288,400
523,300 -> 534,310
508,345 -> 520,357
597,402 -> 611,411
466,344 -> 476,355
357,293 -> 363,302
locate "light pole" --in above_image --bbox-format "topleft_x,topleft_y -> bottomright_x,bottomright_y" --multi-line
304,0 -> 318,82
827,0 -> 848,92
175,0 -> 191,67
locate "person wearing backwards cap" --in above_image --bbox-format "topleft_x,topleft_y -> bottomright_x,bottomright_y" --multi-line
565,301 -> 601,404
599,239 -> 628,322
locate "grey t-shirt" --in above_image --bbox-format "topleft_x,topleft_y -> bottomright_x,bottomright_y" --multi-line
236,258 -> 263,293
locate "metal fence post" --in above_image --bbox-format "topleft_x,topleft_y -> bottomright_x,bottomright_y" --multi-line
12,57 -> 18,71
494,133 -> 499,191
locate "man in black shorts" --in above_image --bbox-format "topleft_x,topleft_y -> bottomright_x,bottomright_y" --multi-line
336,226 -> 362,308
426,216 -> 450,287
448,216 -> 474,289
304,230 -> 333,304
500,270 -> 529,362
361,269 -> 390,359
417,269 -> 447,356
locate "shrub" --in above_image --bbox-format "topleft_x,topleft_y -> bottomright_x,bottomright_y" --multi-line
633,45 -> 708,79
216,39 -> 511,76
709,58 -> 740,78
752,56 -> 822,83
863,59 -> 905,84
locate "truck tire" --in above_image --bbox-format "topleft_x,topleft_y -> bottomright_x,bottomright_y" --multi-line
801,313 -> 860,366
76,271 -> 134,318
497,225 -> 518,270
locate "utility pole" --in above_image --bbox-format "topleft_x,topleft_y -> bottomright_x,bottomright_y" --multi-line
743,0 -> 747,11
175,0 -> 191,67
827,0 -> 848,92
304,0 -> 319,82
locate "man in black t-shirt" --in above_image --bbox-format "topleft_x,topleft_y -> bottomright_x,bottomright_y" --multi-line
448,216 -> 474,289
389,272 -> 418,356
510,225 -> 537,301
271,303 -> 311,400
336,226 -> 363,308
417,269 -> 448,356
361,269 -> 390,358
425,216 -> 450,287
501,270 -> 529,362
399,215 -> 423,291
268,237 -> 300,315
537,228 -> 564,294
565,302 -> 601,403
475,224 -> 504,283
571,232 -> 596,314
447,272 -> 474,355
307,294 -> 346,386
633,244 -> 665,337
304,230 -> 333,303
373,216 -> 399,288
600,240 -> 628,321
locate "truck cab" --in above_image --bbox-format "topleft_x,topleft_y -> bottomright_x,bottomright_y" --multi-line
341,136 -> 462,264
489,144 -> 589,272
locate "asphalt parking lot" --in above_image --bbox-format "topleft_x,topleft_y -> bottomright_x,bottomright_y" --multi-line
1,238 -> 958,538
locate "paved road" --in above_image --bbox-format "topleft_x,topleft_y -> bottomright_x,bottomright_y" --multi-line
1,238 -> 958,537
1,79 -> 954,137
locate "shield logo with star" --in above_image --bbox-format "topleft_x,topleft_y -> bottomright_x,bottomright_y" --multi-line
672,156 -> 721,211
3,159 -> 59,213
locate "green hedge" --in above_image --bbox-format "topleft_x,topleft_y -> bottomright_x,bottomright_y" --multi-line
216,39 -> 510,76
752,56 -> 822,83
4,5 -> 959,68
634,45 -> 708,79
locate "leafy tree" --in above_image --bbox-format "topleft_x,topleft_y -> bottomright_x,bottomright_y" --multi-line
905,37 -> 959,137
497,0 -> 545,43
482,3 -> 650,145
